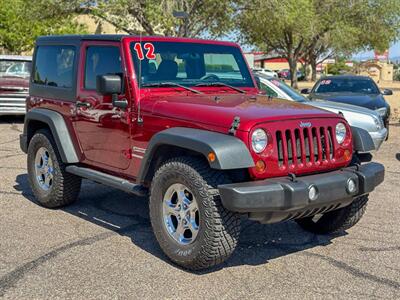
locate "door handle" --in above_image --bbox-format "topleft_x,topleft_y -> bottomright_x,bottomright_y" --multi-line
76,101 -> 91,108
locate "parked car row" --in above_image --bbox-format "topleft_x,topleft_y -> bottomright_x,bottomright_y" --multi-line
252,68 -> 278,78
277,68 -> 305,81
252,68 -> 305,81
254,73 -> 388,151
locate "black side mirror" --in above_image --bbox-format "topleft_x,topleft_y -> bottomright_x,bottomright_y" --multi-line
96,74 -> 122,95
301,88 -> 310,94
96,74 -> 127,109
382,89 -> 393,96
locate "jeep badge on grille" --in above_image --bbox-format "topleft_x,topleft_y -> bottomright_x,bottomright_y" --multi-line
299,121 -> 312,128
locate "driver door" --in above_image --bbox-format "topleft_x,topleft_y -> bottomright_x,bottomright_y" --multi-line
73,41 -> 131,170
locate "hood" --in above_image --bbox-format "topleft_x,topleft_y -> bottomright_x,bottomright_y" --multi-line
310,92 -> 386,110
310,98 -> 378,116
145,93 -> 338,132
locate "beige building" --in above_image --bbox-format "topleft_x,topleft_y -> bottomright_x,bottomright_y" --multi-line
357,61 -> 394,83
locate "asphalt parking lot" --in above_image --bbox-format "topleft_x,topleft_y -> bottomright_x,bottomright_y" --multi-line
0,116 -> 399,299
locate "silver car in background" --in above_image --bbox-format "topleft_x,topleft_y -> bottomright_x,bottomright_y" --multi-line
255,73 -> 387,151
0,55 -> 32,115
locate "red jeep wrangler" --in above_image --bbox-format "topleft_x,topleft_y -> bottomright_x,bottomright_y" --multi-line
20,35 -> 384,270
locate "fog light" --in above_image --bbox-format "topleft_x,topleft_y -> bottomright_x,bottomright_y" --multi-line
347,178 -> 357,194
255,160 -> 266,172
308,185 -> 319,201
344,149 -> 351,161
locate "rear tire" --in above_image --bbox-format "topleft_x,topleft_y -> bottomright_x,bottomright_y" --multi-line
296,195 -> 369,234
27,129 -> 81,208
149,156 -> 241,270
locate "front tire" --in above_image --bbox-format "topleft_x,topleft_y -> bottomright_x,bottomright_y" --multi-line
296,195 -> 369,234
27,129 -> 81,208
149,157 -> 241,270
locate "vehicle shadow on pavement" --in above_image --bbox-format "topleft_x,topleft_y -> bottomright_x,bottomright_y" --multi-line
14,174 -> 345,274
0,116 -> 24,124
396,153 -> 400,161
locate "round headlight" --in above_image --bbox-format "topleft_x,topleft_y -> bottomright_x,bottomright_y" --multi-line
335,122 -> 347,144
251,129 -> 268,153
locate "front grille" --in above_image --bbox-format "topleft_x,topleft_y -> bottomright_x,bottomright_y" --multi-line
276,126 -> 335,168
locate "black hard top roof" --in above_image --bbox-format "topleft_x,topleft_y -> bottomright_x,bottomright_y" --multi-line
36,34 -> 129,43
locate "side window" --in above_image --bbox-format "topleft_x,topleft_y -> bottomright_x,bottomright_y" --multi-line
33,45 -> 75,88
260,82 -> 278,97
84,46 -> 122,90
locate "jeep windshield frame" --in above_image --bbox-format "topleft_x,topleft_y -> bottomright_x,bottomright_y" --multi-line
130,41 -> 255,90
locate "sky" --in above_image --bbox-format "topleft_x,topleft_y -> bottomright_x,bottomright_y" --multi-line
353,41 -> 400,61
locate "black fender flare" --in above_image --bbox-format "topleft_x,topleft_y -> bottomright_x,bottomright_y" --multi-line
22,109 -> 79,163
351,126 -> 375,152
136,127 -> 255,184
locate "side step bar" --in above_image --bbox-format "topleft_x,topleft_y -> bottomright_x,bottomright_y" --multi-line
66,165 -> 148,197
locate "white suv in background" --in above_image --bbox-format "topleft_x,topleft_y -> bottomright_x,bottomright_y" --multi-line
253,68 -> 278,78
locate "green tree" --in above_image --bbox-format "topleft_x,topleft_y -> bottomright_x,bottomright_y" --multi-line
0,0 -> 87,54
237,0 -> 400,86
236,0 -> 315,88
90,0 -> 235,38
303,0 -> 400,81
326,58 -> 352,75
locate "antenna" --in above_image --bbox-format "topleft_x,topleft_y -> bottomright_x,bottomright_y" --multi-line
137,12 -> 144,125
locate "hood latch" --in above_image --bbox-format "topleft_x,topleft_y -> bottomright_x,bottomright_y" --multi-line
228,116 -> 240,135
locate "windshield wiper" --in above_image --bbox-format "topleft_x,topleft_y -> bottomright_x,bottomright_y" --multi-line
195,82 -> 246,94
141,82 -> 202,94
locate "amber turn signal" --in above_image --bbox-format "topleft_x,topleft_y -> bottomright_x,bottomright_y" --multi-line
208,152 -> 216,162
255,160 -> 266,172
344,149 -> 351,160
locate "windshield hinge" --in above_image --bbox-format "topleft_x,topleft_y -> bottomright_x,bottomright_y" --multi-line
228,116 -> 240,135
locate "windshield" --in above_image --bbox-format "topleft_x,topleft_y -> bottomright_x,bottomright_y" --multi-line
314,77 -> 380,94
0,60 -> 31,79
267,77 -> 307,102
131,41 -> 254,88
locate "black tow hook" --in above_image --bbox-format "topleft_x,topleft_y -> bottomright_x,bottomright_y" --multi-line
288,173 -> 297,182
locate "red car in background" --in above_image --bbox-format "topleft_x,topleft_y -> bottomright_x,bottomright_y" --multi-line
278,68 -> 305,81
0,55 -> 32,115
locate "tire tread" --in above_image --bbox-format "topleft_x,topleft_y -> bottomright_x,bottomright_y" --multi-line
150,156 -> 241,270
27,129 -> 81,208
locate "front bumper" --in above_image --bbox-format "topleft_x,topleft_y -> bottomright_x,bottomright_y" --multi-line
218,162 -> 384,223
